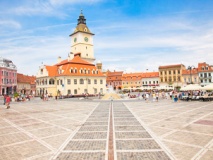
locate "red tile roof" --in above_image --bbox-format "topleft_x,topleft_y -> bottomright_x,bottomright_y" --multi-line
182,68 -> 198,75
122,73 -> 143,80
17,73 -> 36,84
197,62 -> 213,72
45,54 -> 105,77
159,64 -> 185,69
142,72 -> 159,78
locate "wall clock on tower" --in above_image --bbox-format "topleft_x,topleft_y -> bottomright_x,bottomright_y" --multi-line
84,37 -> 88,42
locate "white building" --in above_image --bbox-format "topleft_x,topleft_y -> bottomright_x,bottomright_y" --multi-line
36,11 -> 106,96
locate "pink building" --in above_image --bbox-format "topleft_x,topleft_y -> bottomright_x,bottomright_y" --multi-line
0,57 -> 17,95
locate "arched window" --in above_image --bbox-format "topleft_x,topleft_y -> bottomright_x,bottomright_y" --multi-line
67,90 -> 71,94
70,68 -> 73,73
49,78 -> 55,85
80,79 -> 84,84
88,79 -> 91,84
74,89 -> 77,94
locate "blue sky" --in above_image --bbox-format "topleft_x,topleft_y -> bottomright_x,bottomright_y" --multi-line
0,0 -> 213,75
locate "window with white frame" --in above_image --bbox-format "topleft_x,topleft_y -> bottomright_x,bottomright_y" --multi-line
74,79 -> 77,84
67,79 -> 71,85
80,79 -> 84,84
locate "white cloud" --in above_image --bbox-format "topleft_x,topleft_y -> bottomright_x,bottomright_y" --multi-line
0,20 -> 21,29
1,12 -> 213,75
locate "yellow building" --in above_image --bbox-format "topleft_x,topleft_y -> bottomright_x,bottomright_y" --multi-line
36,11 -> 106,96
159,64 -> 186,89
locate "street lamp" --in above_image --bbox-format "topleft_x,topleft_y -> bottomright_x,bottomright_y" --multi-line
188,66 -> 195,84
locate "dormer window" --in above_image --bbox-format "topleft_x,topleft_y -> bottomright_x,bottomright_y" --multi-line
58,69 -> 61,74
84,28 -> 87,32
70,69 -> 73,73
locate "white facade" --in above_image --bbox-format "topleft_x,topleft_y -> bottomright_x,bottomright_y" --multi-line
199,72 -> 213,86
71,32 -> 94,63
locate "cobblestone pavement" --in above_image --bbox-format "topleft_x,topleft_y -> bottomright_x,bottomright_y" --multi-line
0,98 -> 212,160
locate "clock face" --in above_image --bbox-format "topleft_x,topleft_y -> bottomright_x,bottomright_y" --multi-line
84,37 -> 88,42
74,37 -> 77,42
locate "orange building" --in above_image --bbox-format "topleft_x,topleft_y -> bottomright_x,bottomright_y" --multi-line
17,73 -> 36,95
36,53 -> 106,96
121,73 -> 143,89
106,70 -> 123,90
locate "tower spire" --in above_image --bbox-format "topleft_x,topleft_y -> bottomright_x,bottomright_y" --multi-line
78,10 -> 86,25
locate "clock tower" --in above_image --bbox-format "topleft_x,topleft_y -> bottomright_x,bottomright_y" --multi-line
69,11 -> 95,63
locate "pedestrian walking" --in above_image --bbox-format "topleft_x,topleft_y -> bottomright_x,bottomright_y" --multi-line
156,92 -> 159,102
5,95 -> 11,109
3,94 -> 6,105
145,92 -> 149,102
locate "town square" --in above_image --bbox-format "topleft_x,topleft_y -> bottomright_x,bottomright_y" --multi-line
1,0 -> 213,160
0,97 -> 213,160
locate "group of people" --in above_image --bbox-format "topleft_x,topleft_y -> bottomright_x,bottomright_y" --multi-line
128,90 -> 183,103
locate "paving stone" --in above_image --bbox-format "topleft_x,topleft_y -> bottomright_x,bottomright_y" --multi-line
65,140 -> 106,150
151,120 -> 186,129
163,140 -> 201,160
164,131 -> 213,147
183,123 -> 213,135
29,126 -> 69,138
0,121 -> 11,128
115,132 -> 151,139
149,126 -> 172,136
20,122 -> 54,131
0,132 -> 31,146
83,121 -> 108,125
116,140 -> 161,150
115,126 -> 145,131
114,114 -> 134,117
0,127 -> 19,135
117,151 -> 171,160
199,150 -> 213,160
42,133 -> 70,148
12,118 -> 41,125
114,121 -> 141,126
73,132 -> 107,139
87,117 -> 109,122
114,117 -> 139,122
0,140 -> 50,159
56,152 -> 105,160
79,126 -> 108,131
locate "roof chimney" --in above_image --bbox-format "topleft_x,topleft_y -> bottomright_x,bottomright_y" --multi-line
57,56 -> 62,63
68,52 -> 74,61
